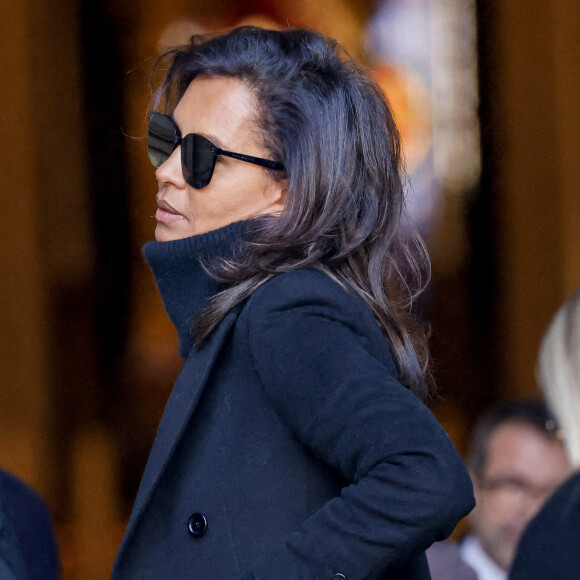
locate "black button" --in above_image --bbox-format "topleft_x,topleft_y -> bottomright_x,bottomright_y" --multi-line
331,574 -> 346,580
188,513 -> 207,538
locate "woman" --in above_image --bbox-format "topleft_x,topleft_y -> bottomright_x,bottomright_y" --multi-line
510,289 -> 580,579
112,26 -> 474,579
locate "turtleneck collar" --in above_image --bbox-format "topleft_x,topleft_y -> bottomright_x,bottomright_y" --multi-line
143,220 -> 248,357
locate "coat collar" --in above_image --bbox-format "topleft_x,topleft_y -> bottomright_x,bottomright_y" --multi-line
142,220 -> 249,356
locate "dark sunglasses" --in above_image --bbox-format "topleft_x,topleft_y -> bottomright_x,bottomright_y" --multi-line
147,111 -> 285,189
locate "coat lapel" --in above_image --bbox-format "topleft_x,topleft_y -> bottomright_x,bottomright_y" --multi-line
115,310 -> 239,563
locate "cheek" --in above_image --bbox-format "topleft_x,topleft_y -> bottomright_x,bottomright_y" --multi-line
184,165 -> 281,231
471,495 -> 508,530
184,183 -> 251,230
210,189 -> 251,218
217,172 -> 272,215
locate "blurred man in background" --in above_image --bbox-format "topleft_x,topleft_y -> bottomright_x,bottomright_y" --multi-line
428,399 -> 570,580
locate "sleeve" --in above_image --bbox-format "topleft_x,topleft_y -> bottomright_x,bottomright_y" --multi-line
242,272 -> 475,580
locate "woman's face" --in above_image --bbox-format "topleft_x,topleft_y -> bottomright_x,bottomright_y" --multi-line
154,76 -> 285,241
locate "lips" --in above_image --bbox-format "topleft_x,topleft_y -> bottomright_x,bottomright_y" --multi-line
156,197 -> 186,224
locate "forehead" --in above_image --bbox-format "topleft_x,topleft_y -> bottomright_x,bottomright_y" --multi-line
172,76 -> 259,148
484,422 -> 569,481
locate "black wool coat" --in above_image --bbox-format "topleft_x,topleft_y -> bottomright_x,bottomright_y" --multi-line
112,266 -> 474,580
510,470 -> 580,580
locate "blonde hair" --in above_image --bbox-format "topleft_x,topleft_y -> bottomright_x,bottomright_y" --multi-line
538,288 -> 580,468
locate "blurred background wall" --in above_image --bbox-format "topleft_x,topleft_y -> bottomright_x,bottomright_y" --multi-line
0,0 -> 578,577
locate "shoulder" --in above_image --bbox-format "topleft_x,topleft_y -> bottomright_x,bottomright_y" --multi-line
511,472 -> 580,578
241,268 -> 395,373
551,470 -> 580,517
1,470 -> 59,569
247,268 -> 375,323
256,268 -> 352,297
1,471 -> 51,521
527,471 -> 580,529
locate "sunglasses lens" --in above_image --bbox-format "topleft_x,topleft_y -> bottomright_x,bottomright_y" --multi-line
148,112 -> 179,168
181,134 -> 217,189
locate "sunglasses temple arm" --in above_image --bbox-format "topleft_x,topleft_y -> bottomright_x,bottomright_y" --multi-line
218,149 -> 284,170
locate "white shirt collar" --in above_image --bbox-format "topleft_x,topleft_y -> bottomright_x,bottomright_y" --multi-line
459,535 -> 507,580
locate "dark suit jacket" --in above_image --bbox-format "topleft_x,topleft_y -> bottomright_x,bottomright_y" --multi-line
0,472 -> 22,580
0,470 -> 59,580
113,269 -> 474,579
510,470 -> 580,579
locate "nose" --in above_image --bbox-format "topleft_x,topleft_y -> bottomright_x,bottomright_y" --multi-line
155,146 -> 185,187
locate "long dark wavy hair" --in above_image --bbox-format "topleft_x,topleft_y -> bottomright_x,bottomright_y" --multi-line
153,26 -> 433,399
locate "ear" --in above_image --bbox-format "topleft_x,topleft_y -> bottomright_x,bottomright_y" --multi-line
263,178 -> 287,215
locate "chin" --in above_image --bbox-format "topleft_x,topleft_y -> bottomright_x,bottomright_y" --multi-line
155,224 -> 179,242
154,225 -> 168,242
155,223 -> 190,242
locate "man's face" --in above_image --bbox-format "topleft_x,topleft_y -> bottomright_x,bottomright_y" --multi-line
469,422 -> 570,571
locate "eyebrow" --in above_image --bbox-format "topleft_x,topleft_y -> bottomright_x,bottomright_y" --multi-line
201,132 -> 228,151
169,114 -> 228,151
